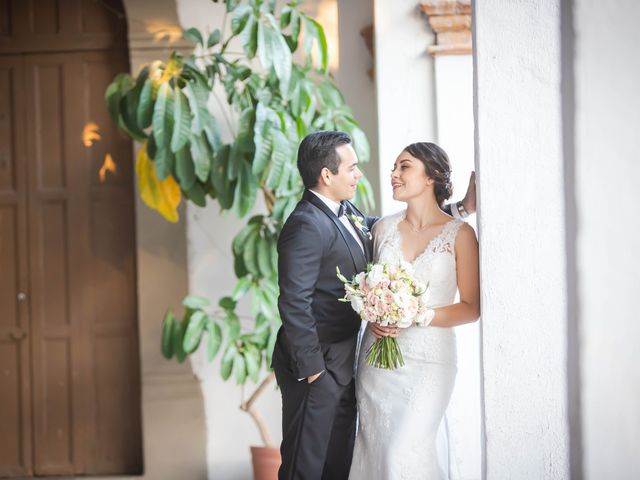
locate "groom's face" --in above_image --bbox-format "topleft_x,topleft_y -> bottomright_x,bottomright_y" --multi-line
326,144 -> 362,201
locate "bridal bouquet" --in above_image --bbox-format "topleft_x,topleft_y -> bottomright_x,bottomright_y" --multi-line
337,262 -> 432,369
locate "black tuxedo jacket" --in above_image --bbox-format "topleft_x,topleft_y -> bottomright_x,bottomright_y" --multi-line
273,189 -> 378,385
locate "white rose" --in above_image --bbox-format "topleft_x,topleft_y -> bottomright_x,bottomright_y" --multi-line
355,271 -> 366,290
350,295 -> 365,314
366,264 -> 386,288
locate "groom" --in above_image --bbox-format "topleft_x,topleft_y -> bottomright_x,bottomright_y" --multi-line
272,131 -> 474,479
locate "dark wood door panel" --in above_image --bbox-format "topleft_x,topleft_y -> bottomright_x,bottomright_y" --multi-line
0,0 -> 128,54
0,54 -> 32,478
0,1 -> 141,476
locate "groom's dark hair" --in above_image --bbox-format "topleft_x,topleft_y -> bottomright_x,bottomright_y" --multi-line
297,131 -> 352,189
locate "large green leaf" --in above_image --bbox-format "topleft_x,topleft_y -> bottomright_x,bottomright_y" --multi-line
105,73 -> 132,129
183,27 -> 204,45
244,349 -> 260,383
207,318 -> 223,360
153,82 -> 175,148
233,159 -> 257,217
256,234 -> 273,278
183,310 -> 207,353
185,79 -> 210,136
137,79 -> 155,128
233,352 -> 247,384
232,275 -> 253,300
303,15 -> 328,72
207,29 -> 221,48
173,318 -> 187,363
184,181 -> 207,207
154,147 -> 174,180
189,134 -> 212,183
231,5 -> 252,34
221,343 -> 237,380
171,87 -> 191,152
161,310 -> 175,359
175,146 -> 196,191
241,15 -> 258,58
258,16 -> 292,98
242,227 -> 260,276
183,295 -> 210,309
266,130 -> 293,189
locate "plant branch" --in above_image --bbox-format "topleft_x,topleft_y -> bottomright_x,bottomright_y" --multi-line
262,186 -> 276,213
240,372 -> 277,447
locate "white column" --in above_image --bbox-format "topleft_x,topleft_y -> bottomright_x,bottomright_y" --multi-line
474,0 -> 570,477
373,0 -> 438,215
421,2 -> 480,477
570,0 -> 640,477
433,53 -> 480,480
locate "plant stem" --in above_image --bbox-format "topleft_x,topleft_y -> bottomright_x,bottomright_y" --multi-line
239,371 -> 277,447
262,187 -> 276,213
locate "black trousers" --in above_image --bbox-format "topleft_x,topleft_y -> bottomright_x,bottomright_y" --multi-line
274,365 -> 356,480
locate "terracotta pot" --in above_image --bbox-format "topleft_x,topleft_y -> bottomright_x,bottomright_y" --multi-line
250,446 -> 281,480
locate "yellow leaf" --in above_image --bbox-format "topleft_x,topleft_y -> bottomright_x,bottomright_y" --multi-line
159,55 -> 183,85
136,142 -> 181,223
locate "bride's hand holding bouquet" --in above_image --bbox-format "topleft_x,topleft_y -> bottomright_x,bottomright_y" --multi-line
337,262 -> 434,369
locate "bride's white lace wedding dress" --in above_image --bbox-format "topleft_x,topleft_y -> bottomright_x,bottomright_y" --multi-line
349,211 -> 464,480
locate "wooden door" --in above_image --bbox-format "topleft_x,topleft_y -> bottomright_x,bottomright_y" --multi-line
0,1 -> 142,476
0,53 -> 33,479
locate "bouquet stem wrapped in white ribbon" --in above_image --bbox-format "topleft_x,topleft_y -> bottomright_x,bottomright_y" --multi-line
337,262 -> 432,369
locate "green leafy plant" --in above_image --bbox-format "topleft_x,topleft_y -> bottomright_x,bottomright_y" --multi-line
106,0 -> 374,447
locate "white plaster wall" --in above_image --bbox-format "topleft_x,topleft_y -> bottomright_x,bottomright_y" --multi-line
572,0 -> 640,477
373,0 -> 437,215
434,54 -> 480,480
335,0 -> 380,214
473,0 -> 570,477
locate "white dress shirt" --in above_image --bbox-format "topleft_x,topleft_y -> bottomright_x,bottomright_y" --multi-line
309,190 -> 364,254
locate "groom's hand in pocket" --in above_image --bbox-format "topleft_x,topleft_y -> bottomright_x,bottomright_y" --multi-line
307,370 -> 324,383
368,323 -> 400,338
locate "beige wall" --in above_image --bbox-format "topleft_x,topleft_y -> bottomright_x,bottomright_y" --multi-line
113,1 -> 207,479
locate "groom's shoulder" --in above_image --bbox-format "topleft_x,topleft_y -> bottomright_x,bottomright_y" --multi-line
282,199 -> 325,229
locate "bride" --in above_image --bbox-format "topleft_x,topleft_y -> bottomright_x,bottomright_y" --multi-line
348,142 -> 481,480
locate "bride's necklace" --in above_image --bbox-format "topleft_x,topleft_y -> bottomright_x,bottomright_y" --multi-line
404,218 -> 432,233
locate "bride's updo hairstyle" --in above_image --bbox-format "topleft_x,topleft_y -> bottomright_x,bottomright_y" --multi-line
403,142 -> 453,206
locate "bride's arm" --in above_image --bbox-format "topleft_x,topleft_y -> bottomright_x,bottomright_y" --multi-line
442,171 -> 476,219
429,223 -> 481,327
